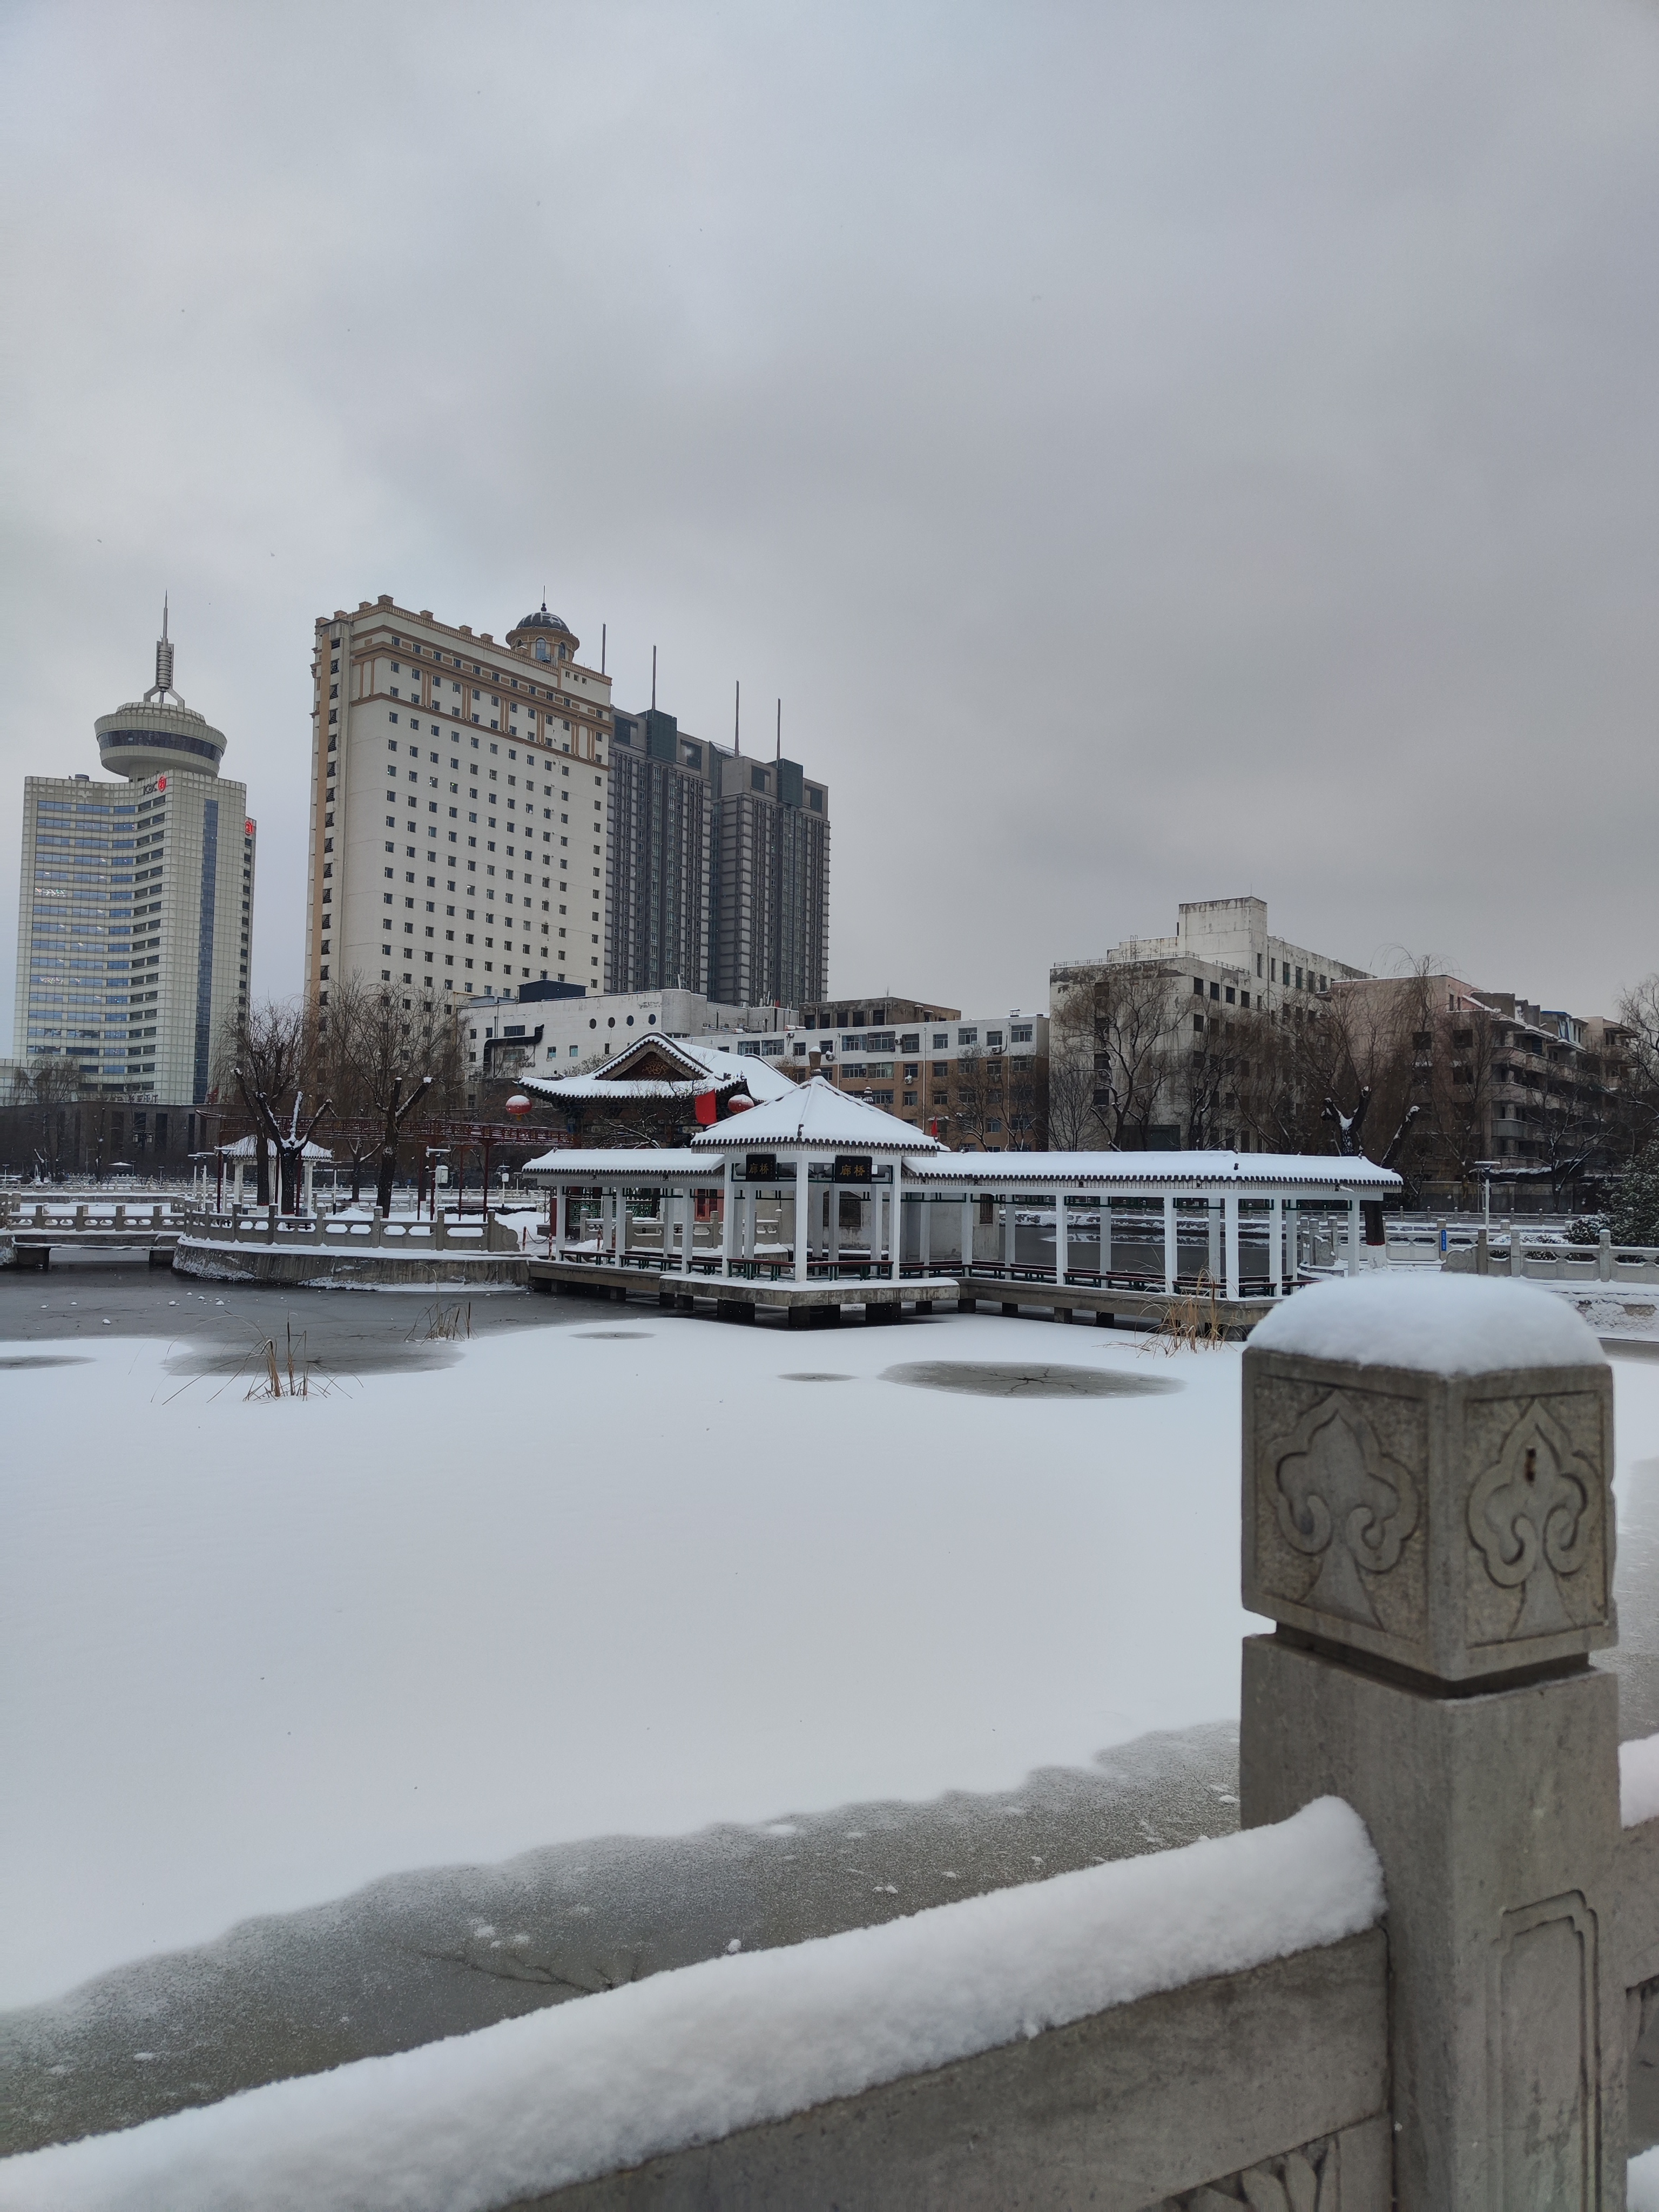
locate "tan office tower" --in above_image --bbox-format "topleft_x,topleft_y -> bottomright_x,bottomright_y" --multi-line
305,596 -> 612,1015
14,608 -> 254,1101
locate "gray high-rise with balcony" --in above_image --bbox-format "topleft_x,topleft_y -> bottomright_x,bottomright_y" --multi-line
12,609 -> 255,1100
607,707 -> 828,1007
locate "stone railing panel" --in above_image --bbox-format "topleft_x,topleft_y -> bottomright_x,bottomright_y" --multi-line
512,1932 -> 1388,2212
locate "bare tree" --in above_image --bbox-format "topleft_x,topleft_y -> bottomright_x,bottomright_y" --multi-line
28,1058 -> 84,1180
1048,961 -> 1181,1150
1616,977 -> 1659,1157
327,986 -> 462,1211
219,999 -> 313,1205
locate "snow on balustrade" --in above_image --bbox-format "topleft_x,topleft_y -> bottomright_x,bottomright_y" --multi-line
0,1800 -> 1383,2212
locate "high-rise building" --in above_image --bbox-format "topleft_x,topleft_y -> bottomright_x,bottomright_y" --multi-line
605,709 -> 713,995
13,608 -> 254,1100
607,706 -> 828,1006
305,596 -> 613,1016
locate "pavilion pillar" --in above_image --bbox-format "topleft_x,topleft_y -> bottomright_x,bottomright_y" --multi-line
1207,1197 -> 1222,1288
720,1159 -> 734,1279
1100,1195 -> 1112,1282
302,1156 -> 315,1215
1002,1188 -> 1015,1274
1163,1192 -> 1177,1293
1267,1195 -> 1283,1296
891,1173 -> 901,1283
918,1192 -> 932,1270
1284,1198 -> 1298,1286
1223,1190 -> 1240,1302
1055,1192 -> 1069,1286
794,1156 -> 808,1283
1347,1195 -> 1362,1277
961,1196 -> 974,1274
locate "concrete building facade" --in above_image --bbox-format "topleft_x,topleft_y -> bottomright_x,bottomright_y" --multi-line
1049,896 -> 1370,1152
705,1001 -> 1050,1150
13,612 -> 254,1101
306,596 -> 613,1017
460,984 -> 793,1090
606,706 -> 829,1008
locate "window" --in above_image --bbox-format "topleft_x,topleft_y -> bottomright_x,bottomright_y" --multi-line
1011,1024 -> 1033,1043
958,1027 -> 977,1045
1224,987 -> 1235,1005
932,1032 -> 948,1049
1193,976 -> 1204,995
1193,1014 -> 1205,1034
1209,981 -> 1220,1001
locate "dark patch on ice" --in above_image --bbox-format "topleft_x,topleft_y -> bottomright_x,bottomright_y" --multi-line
575,1331 -> 654,1340
881,1360 -> 1182,1399
779,1372 -> 854,1382
163,1341 -> 461,1379
0,1355 -> 92,1370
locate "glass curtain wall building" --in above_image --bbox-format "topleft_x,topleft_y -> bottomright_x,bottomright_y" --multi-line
13,612 -> 254,1101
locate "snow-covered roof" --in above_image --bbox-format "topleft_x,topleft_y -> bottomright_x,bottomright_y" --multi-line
194,1135 -> 335,1161
522,1148 -> 711,1180
689,1075 -> 943,1154
522,1034 -> 799,1105
900,1149 -> 1403,1191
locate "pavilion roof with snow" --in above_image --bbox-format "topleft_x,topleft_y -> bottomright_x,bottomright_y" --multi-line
687,1076 -> 944,1154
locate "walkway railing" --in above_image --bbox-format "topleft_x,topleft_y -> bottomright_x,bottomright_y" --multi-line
177,1206 -> 523,1253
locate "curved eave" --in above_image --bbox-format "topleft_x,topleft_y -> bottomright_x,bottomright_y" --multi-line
521,1075 -> 741,1102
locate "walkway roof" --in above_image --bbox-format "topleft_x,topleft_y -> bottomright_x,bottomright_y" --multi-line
900,1149 -> 1402,1191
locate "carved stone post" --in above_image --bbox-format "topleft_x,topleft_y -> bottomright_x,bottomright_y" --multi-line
1240,1277 -> 1623,2209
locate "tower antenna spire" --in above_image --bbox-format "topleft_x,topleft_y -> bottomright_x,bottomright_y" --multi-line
145,594 -> 181,705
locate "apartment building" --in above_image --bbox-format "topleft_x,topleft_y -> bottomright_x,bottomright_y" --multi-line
14,612 -> 254,1101
1049,896 -> 1370,1151
306,597 -> 612,1016
1328,972 -> 1636,1195
707,1000 -> 1050,1149
607,706 -> 829,1007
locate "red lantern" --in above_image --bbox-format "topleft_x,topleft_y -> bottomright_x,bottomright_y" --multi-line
694,1090 -> 719,1126
504,1093 -> 532,1120
725,1092 -> 756,1115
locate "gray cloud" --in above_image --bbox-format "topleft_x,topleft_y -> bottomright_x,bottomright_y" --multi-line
2,0 -> 1655,1040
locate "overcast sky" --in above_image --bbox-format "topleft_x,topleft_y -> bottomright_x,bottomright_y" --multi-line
2,0 -> 1656,1042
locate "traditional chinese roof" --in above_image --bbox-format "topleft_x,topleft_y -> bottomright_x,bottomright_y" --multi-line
522,1033 -> 799,1104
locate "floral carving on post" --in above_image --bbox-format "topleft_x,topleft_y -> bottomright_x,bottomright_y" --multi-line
1270,1392 -> 1420,1629
1468,1398 -> 1597,1638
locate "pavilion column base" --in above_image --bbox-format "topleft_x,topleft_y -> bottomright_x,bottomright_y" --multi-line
716,1298 -> 756,1324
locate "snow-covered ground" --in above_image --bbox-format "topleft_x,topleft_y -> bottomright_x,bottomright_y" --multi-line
5,1307 -> 1659,2022
1,1312 -> 1248,2011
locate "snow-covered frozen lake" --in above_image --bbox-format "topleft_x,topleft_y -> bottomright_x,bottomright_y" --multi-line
4,1306 -> 1658,2017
